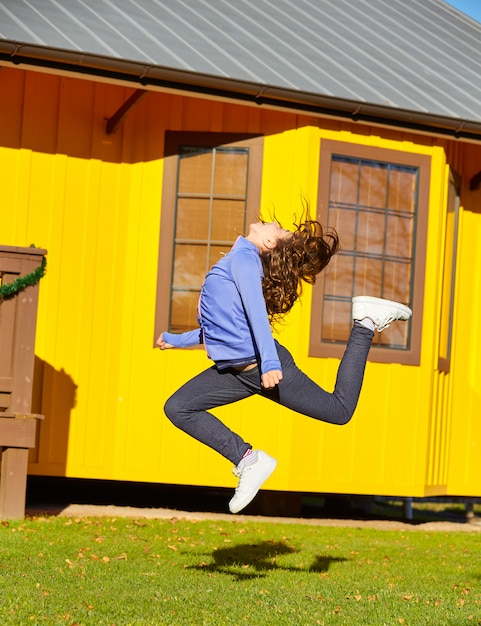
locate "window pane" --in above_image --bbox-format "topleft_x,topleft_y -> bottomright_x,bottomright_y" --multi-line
377,321 -> 409,349
173,244 -> 207,288
386,213 -> 413,259
330,159 -> 358,206
213,150 -> 249,195
332,207 -> 356,249
353,257 -> 384,294
359,163 -> 388,209
388,169 -> 416,213
178,149 -> 213,195
211,199 -> 246,240
382,259 -> 411,303
176,198 -> 210,240
357,211 -> 385,255
321,299 -> 352,342
324,254 -> 355,299
170,291 -> 200,333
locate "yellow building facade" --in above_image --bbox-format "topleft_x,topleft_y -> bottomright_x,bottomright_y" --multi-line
1,67 -> 480,498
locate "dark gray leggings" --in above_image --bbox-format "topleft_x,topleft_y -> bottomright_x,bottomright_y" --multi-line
164,324 -> 374,466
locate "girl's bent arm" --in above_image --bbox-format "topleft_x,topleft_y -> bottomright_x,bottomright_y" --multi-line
156,328 -> 203,349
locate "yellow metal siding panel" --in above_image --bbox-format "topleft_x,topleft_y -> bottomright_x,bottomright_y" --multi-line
447,190 -> 481,495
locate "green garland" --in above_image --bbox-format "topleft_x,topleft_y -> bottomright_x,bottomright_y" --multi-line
0,254 -> 47,300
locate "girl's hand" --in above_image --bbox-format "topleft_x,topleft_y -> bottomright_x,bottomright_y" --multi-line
261,369 -> 283,389
156,334 -> 174,350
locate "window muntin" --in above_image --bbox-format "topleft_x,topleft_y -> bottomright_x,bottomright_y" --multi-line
311,141 -> 430,365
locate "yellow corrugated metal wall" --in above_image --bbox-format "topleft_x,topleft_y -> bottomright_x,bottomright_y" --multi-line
1,66 -> 480,496
445,142 -> 481,496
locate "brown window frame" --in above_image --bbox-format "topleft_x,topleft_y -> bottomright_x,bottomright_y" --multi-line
310,140 -> 430,365
154,132 -> 263,343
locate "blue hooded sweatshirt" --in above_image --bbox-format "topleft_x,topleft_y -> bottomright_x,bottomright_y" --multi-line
162,237 -> 281,375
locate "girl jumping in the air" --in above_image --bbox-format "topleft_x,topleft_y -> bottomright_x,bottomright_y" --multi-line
157,217 -> 411,513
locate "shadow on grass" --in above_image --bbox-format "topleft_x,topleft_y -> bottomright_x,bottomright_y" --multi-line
189,541 -> 347,580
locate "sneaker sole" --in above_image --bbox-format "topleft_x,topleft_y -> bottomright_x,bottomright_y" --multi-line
229,457 -> 277,514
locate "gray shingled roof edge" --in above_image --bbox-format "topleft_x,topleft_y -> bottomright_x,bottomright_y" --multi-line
1,39 -> 481,143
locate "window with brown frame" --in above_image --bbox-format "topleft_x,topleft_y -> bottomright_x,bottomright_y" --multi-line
438,168 -> 460,373
154,133 -> 263,341
310,140 -> 430,365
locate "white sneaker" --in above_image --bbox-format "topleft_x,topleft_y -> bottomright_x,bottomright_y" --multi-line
352,296 -> 412,332
229,450 -> 277,514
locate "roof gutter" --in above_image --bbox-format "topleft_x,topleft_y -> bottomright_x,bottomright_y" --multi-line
2,40 -> 481,143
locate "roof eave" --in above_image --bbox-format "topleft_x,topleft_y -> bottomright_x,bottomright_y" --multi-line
2,39 -> 481,142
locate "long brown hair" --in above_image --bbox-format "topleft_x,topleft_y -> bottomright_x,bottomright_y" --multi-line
260,218 -> 339,324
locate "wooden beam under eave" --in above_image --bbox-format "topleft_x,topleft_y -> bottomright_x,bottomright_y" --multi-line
106,88 -> 147,134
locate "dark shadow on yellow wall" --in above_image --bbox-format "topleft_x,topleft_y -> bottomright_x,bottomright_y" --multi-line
29,357 -> 77,474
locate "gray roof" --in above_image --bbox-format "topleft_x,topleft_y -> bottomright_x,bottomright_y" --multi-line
1,0 -> 481,139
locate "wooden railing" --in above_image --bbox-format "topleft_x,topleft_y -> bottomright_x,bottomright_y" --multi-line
0,245 -> 47,519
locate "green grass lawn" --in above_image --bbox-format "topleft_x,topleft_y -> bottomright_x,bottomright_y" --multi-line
1,514 -> 480,625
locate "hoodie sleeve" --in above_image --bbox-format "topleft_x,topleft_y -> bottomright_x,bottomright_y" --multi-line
162,328 -> 203,348
230,251 -> 281,375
